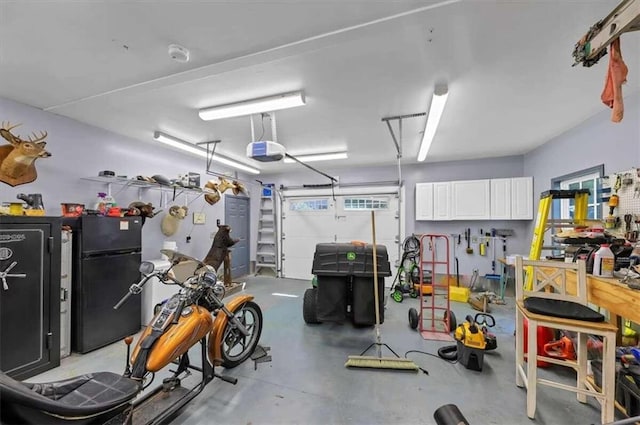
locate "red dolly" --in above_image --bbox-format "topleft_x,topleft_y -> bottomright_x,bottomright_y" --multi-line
408,234 -> 456,341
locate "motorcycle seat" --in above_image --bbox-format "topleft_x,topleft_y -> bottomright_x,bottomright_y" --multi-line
0,370 -> 140,424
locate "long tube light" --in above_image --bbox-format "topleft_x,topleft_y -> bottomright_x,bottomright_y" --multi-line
283,151 -> 348,163
153,131 -> 260,175
199,91 -> 306,121
417,84 -> 449,162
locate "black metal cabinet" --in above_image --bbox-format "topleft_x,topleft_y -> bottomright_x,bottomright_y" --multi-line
0,216 -> 61,380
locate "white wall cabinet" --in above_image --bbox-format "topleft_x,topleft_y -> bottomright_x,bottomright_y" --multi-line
415,183 -> 434,221
415,182 -> 451,221
490,178 -> 512,220
416,177 -> 533,221
433,182 -> 451,220
511,177 -> 534,220
451,180 -> 491,220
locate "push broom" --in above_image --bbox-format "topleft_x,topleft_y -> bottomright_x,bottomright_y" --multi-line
345,210 -> 419,372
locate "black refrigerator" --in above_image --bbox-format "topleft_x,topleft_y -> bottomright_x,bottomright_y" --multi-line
64,216 -> 142,353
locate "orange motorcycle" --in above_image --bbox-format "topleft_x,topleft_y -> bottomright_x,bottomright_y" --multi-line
0,249 -> 263,425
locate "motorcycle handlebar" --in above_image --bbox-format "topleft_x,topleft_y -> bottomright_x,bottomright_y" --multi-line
113,273 -> 154,310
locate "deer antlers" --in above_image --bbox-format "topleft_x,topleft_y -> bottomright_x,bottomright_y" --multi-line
0,121 -> 51,187
1,122 -> 48,146
28,131 -> 48,144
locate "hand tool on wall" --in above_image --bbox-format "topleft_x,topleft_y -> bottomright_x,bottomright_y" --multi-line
465,228 -> 473,254
608,193 -> 619,215
493,229 -> 513,261
625,214 -> 633,232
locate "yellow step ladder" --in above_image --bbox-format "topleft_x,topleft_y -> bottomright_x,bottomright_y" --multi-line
526,189 -> 590,290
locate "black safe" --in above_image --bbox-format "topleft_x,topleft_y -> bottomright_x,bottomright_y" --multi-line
0,216 -> 61,380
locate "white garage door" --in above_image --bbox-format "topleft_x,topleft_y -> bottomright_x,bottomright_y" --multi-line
281,188 -> 401,281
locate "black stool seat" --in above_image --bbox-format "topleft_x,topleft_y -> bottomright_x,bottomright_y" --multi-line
0,371 -> 140,424
524,298 -> 605,322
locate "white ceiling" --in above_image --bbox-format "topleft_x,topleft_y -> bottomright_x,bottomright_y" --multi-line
1,0 -> 638,174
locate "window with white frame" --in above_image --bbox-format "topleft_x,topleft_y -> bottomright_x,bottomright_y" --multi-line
559,171 -> 601,219
343,197 -> 389,210
289,199 -> 329,211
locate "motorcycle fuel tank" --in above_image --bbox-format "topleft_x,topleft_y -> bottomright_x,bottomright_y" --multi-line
132,304 -> 213,373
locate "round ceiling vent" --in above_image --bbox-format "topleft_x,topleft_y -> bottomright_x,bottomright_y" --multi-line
168,44 -> 190,63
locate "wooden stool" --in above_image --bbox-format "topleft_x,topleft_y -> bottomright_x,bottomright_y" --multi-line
514,256 -> 617,424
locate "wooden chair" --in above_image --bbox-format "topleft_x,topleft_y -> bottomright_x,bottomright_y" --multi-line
514,256 -> 617,423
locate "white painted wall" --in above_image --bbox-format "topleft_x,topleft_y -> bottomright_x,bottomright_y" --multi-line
0,97 -> 247,262
524,92 -> 640,238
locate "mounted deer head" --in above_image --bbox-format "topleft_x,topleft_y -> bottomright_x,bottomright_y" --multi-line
0,122 -> 51,187
231,180 -> 247,196
217,177 -> 235,194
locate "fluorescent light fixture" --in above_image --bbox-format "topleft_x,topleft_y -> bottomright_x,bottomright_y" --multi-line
153,131 -> 260,175
417,84 -> 449,162
199,91 -> 306,121
284,151 -> 348,163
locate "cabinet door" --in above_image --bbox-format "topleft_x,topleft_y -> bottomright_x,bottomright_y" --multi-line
0,224 -> 51,378
77,253 -> 142,353
451,180 -> 491,220
490,178 -> 512,219
415,183 -> 434,221
433,182 -> 451,220
511,177 -> 534,220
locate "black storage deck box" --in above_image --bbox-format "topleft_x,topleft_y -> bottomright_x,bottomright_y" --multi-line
312,243 -> 391,325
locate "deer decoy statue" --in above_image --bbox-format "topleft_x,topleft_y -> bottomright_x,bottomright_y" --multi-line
0,122 -> 51,187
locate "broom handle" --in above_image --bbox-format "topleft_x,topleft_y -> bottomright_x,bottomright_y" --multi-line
371,211 -> 381,333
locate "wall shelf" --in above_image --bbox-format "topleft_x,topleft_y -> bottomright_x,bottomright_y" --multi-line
80,176 -> 204,203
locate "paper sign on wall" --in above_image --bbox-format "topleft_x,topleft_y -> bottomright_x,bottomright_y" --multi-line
120,221 -> 129,231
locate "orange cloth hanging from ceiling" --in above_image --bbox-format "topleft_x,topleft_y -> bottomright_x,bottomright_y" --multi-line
600,37 -> 628,123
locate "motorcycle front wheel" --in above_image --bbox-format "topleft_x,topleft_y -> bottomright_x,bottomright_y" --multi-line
220,301 -> 263,368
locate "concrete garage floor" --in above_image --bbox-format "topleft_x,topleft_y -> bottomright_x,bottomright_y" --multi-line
30,276 -> 608,425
